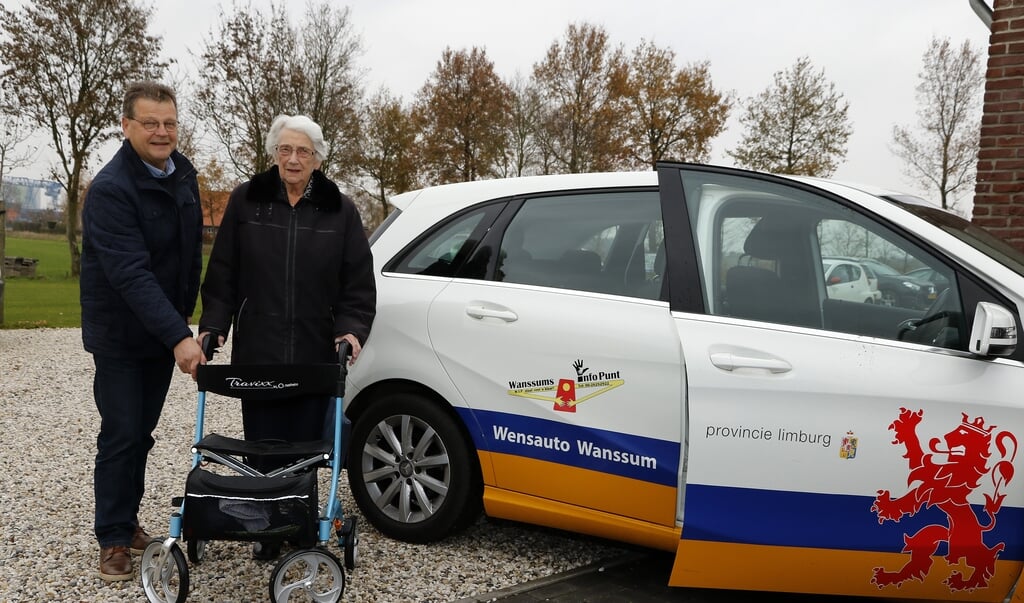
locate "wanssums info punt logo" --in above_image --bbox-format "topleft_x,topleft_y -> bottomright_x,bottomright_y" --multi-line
507,359 -> 624,412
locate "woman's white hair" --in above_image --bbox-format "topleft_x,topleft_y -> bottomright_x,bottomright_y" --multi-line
265,114 -> 330,161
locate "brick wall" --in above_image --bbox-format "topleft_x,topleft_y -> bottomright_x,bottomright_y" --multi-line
975,0 -> 1024,250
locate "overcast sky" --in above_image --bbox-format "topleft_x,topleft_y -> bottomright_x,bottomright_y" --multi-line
9,0 -> 993,208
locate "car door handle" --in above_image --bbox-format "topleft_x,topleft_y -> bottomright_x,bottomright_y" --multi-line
709,352 -> 792,373
466,305 -> 519,322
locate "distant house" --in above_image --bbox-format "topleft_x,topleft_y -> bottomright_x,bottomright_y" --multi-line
201,190 -> 230,242
4,202 -> 21,223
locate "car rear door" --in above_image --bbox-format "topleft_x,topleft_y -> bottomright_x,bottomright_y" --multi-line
658,164 -> 1024,600
426,188 -> 686,534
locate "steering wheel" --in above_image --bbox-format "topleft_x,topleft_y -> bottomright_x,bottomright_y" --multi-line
896,288 -> 958,345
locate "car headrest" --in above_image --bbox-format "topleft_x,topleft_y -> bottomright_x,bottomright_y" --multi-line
560,249 -> 602,273
744,218 -> 799,260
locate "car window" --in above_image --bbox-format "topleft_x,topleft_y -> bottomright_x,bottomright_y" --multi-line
367,207 -> 401,245
495,191 -> 664,299
864,260 -> 899,276
904,201 -> 1024,279
387,204 -> 503,278
831,264 -> 851,284
681,170 -> 965,350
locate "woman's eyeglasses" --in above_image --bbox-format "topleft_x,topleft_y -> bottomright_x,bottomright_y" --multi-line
275,145 -> 314,160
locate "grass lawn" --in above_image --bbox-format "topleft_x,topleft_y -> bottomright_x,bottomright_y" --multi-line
2,232 -> 209,329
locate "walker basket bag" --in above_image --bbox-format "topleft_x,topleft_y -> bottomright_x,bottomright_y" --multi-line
182,466 -> 318,543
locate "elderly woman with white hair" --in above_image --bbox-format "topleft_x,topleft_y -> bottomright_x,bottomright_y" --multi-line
197,114 -> 376,559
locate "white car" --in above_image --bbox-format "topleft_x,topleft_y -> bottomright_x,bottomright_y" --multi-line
345,164 -> 1024,600
822,258 -> 881,303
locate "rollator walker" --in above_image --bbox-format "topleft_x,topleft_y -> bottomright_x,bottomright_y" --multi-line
140,339 -> 358,603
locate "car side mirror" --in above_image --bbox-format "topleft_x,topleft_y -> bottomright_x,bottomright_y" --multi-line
969,302 -> 1017,357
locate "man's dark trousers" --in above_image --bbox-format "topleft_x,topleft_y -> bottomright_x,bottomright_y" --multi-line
92,353 -> 173,547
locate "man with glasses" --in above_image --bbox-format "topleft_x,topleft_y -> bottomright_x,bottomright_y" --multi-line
80,81 -> 204,581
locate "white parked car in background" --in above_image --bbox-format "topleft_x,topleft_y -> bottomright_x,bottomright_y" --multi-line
822,258 -> 881,303
344,163 -> 1024,600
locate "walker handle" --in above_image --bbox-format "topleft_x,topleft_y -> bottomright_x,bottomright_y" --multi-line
201,331 -> 219,360
335,340 -> 352,398
337,340 -> 352,366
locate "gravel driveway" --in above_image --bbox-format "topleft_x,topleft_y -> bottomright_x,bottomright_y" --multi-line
0,328 -> 625,602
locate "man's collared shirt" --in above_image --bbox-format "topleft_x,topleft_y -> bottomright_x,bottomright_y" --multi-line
144,156 -> 176,178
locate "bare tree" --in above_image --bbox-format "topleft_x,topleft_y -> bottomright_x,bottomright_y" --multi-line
728,56 -> 852,177
532,23 -> 628,174
0,0 -> 166,276
891,37 -> 983,215
413,47 -> 511,184
0,87 -> 39,323
295,2 -> 363,182
165,63 -> 203,163
193,1 -> 362,182
193,2 -> 296,180
613,41 -> 731,169
495,73 -> 544,178
354,87 -> 418,227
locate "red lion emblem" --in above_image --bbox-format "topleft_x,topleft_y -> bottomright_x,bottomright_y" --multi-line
871,408 -> 1016,591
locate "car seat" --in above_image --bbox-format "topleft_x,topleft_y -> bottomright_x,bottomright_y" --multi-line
557,249 -> 604,292
725,217 -> 820,327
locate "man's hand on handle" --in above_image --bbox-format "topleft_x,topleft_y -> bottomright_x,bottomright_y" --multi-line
173,336 -> 203,379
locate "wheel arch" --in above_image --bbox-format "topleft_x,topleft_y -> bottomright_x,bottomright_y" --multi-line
344,377 -> 487,541
346,378 -> 485,482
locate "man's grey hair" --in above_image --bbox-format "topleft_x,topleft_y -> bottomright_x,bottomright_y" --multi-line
122,81 -> 177,118
265,114 -> 329,161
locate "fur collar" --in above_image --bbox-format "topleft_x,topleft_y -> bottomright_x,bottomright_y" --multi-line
245,166 -> 342,211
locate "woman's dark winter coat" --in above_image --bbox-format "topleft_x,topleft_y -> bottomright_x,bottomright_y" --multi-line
199,167 -> 376,365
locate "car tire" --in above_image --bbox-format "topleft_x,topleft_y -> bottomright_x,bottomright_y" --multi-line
880,290 -> 897,307
347,391 -> 482,543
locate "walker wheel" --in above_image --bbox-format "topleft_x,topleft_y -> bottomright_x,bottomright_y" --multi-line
186,539 -> 206,564
340,516 -> 359,570
269,548 -> 345,603
140,540 -> 189,603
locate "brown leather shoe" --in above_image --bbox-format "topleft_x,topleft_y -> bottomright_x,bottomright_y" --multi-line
98,546 -> 132,582
130,526 -> 157,555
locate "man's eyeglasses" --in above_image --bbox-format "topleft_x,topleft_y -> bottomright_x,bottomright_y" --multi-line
275,145 -> 314,160
127,117 -> 179,132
